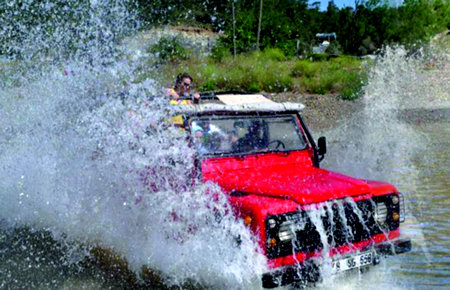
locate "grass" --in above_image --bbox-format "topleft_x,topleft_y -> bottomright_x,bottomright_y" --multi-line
139,43 -> 369,99
292,56 -> 368,98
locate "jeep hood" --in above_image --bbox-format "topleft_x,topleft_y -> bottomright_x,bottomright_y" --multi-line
201,153 -> 371,205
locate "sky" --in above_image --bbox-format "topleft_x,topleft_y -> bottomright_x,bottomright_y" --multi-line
314,0 -> 403,11
313,0 -> 356,11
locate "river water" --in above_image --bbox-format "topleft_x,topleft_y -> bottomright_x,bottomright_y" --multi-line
1,2 -> 449,289
312,113 -> 449,290
317,47 -> 450,289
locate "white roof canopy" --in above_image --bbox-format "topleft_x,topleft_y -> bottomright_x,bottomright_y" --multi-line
172,102 -> 305,115
217,94 -> 274,105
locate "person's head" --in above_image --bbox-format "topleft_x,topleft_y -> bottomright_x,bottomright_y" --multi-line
229,130 -> 239,143
197,120 -> 211,131
174,73 -> 193,97
249,121 -> 261,134
209,132 -> 222,150
194,130 -> 203,143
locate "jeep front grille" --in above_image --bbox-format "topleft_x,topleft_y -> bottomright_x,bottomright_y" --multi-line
266,195 -> 400,259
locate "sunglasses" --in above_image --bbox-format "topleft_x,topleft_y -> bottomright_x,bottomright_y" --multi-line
183,82 -> 191,88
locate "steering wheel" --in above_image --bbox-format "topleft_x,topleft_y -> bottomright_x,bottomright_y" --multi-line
268,140 -> 286,150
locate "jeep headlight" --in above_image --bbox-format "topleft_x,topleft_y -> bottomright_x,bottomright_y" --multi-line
278,220 -> 296,242
374,193 -> 403,229
375,202 -> 388,225
267,213 -> 304,245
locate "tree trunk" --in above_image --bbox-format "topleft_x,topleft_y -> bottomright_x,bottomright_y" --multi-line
256,0 -> 263,50
232,0 -> 236,57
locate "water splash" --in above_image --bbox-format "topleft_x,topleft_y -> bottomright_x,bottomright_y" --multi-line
0,0 -> 137,63
316,44 -> 449,289
1,1 -> 448,288
0,1 -> 266,288
322,45 -> 448,187
0,62 -> 267,287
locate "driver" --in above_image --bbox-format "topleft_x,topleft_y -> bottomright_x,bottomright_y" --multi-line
234,121 -> 265,151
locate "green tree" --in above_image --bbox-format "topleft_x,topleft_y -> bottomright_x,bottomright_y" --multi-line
322,1 -> 339,33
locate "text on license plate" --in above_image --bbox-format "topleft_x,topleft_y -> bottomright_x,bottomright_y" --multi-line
331,251 -> 374,273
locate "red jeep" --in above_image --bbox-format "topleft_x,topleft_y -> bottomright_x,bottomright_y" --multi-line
176,93 -> 411,288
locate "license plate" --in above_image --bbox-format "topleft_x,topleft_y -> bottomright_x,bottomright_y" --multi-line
331,251 -> 374,273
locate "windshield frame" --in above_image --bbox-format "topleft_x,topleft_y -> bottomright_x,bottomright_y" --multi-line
187,112 -> 309,158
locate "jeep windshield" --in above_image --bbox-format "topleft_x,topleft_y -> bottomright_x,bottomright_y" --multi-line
189,114 -> 307,156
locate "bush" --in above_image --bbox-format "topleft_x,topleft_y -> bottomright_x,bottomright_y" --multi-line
257,48 -> 286,61
291,61 -> 321,78
326,41 -> 343,56
200,78 -> 219,91
148,36 -> 190,62
291,56 -> 365,95
308,53 -> 329,62
210,43 -> 231,62
340,71 -> 366,100
183,52 -> 293,93
151,49 -> 365,97
248,82 -> 261,93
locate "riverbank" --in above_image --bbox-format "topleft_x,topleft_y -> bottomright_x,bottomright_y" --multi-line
269,92 -> 364,132
125,28 -> 367,99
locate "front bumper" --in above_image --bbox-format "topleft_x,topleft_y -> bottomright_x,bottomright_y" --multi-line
262,238 -> 411,288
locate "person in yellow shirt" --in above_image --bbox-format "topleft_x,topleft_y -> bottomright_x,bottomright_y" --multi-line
166,73 -> 200,126
166,73 -> 200,104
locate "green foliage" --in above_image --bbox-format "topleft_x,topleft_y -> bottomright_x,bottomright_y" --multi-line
257,48 -> 286,62
290,56 -> 365,95
136,0 -> 228,30
2,0 -> 448,60
212,52 -> 292,92
331,0 -> 450,55
131,0 -> 448,98
159,51 -> 294,93
308,53 -> 329,62
291,61 -> 321,78
340,71 -> 365,100
215,0 -> 316,56
146,51 -> 366,97
172,0 -> 449,56
148,37 -> 190,62
326,41 -> 343,56
210,42 -> 232,62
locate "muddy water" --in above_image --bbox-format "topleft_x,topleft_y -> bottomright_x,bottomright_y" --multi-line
400,115 -> 450,288
324,111 -> 450,290
310,45 -> 450,289
1,110 -> 447,290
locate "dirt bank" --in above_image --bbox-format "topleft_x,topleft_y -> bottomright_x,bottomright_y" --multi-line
270,92 -> 364,132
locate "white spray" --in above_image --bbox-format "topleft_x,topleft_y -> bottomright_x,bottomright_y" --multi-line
0,1 -> 267,288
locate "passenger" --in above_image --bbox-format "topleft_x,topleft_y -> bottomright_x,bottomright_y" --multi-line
192,120 -> 222,136
193,128 -> 209,155
191,120 -> 226,154
166,73 -> 200,105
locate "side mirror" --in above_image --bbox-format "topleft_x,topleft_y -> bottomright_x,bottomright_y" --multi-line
318,136 -> 327,156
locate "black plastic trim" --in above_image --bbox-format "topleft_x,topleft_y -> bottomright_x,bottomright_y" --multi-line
262,238 -> 411,288
297,114 -> 320,167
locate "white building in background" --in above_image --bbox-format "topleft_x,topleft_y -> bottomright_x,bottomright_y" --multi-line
313,32 -> 337,53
